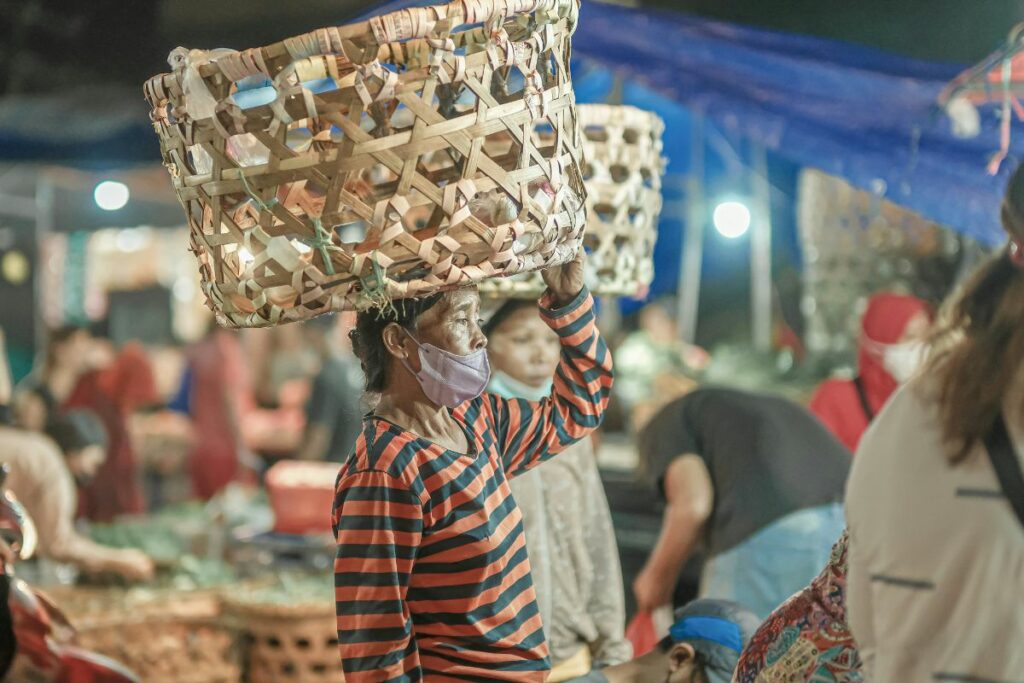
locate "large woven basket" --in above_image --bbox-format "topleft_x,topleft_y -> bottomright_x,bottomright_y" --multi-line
145,0 -> 586,327
480,103 -> 665,298
47,586 -> 240,683
223,599 -> 341,683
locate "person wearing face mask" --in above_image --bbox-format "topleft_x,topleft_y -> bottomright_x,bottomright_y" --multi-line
844,163 -> 1024,681
809,293 -> 931,454
0,410 -> 154,581
483,299 -> 631,680
731,296 -> 930,682
334,252 -> 613,683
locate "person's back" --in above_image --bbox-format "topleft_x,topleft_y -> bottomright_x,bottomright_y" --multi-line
0,423 -> 153,580
642,387 -> 850,557
846,377 -> 1024,679
636,387 -> 849,619
0,426 -> 77,555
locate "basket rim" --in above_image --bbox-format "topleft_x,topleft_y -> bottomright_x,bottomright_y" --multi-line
221,597 -> 336,620
145,0 -> 575,94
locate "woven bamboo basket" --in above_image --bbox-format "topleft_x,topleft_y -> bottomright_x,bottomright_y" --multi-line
145,0 -> 586,327
479,103 -> 665,298
47,586 -> 240,683
222,599 -> 341,683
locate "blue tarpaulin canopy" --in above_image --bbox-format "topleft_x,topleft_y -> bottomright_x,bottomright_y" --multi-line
359,0 -> 1017,247
2,0 -> 1017,249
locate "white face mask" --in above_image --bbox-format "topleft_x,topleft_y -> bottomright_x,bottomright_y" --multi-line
882,340 -> 927,383
488,370 -> 552,403
401,334 -> 491,409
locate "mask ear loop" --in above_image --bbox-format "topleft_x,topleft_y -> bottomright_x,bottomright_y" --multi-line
397,326 -> 429,383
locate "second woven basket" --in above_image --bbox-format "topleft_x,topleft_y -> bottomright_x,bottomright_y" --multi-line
479,103 -> 666,299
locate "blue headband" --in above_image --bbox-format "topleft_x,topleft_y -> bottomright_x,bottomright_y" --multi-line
669,616 -> 744,653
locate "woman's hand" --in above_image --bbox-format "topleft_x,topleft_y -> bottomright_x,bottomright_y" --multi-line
108,548 -> 156,582
542,249 -> 586,307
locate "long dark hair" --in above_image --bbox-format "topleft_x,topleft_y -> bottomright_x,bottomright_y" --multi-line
349,294 -> 443,393
926,162 -> 1024,463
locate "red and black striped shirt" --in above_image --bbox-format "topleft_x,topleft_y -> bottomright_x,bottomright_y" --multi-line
333,288 -> 612,682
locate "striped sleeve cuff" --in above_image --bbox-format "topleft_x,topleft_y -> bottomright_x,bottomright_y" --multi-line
538,286 -> 592,335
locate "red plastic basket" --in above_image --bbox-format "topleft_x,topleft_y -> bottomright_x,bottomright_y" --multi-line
265,461 -> 339,535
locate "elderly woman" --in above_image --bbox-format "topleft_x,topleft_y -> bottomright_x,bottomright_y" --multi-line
483,298 -> 631,680
333,253 -> 613,682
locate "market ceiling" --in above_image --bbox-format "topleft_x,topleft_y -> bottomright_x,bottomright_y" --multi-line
1,0 -> 1021,96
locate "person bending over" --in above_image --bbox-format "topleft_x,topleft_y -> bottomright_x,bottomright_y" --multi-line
0,410 -> 153,581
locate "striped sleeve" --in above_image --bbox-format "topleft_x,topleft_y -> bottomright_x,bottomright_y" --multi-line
334,468 -> 424,683
487,286 -> 613,478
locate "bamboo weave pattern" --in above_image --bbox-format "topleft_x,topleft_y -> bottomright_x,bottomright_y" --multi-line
145,0 -> 586,326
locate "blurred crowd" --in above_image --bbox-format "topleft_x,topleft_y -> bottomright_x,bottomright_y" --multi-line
0,311 -> 364,580
1,170 -> 1023,682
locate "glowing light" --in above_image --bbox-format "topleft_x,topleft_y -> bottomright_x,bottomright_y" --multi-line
93,181 -> 130,211
712,200 -> 751,239
1,251 -> 29,285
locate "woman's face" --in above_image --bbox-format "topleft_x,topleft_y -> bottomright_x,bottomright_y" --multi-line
487,306 -> 561,389
66,445 -> 107,485
412,288 -> 488,357
900,311 -> 931,342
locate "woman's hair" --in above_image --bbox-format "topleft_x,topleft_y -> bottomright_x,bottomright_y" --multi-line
349,294 -> 443,393
926,162 -> 1024,463
482,299 -> 536,339
45,410 -> 108,456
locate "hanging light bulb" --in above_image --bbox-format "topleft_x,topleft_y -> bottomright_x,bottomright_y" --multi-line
712,200 -> 751,239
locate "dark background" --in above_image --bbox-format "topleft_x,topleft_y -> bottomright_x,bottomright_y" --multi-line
2,0 -> 1021,97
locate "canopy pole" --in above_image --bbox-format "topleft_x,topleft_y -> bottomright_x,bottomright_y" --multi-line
678,112 -> 705,345
34,175 -> 54,356
750,142 -> 773,352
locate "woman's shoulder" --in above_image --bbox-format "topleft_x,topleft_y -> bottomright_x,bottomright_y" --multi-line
867,375 -> 937,436
810,376 -> 856,405
338,419 -> 424,485
848,378 -> 942,504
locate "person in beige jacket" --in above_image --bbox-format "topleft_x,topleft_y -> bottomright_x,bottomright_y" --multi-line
846,163 -> 1024,681
0,411 -> 153,581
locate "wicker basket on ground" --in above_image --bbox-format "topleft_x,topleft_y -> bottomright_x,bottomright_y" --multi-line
145,0 -> 586,327
480,103 -> 666,298
222,597 -> 340,683
45,586 -> 240,683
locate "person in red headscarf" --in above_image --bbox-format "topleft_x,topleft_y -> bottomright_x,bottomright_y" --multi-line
809,293 -> 931,453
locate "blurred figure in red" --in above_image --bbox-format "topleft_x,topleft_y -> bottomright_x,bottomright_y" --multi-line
808,293 -> 930,453
64,324 -> 159,521
186,325 -> 254,500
